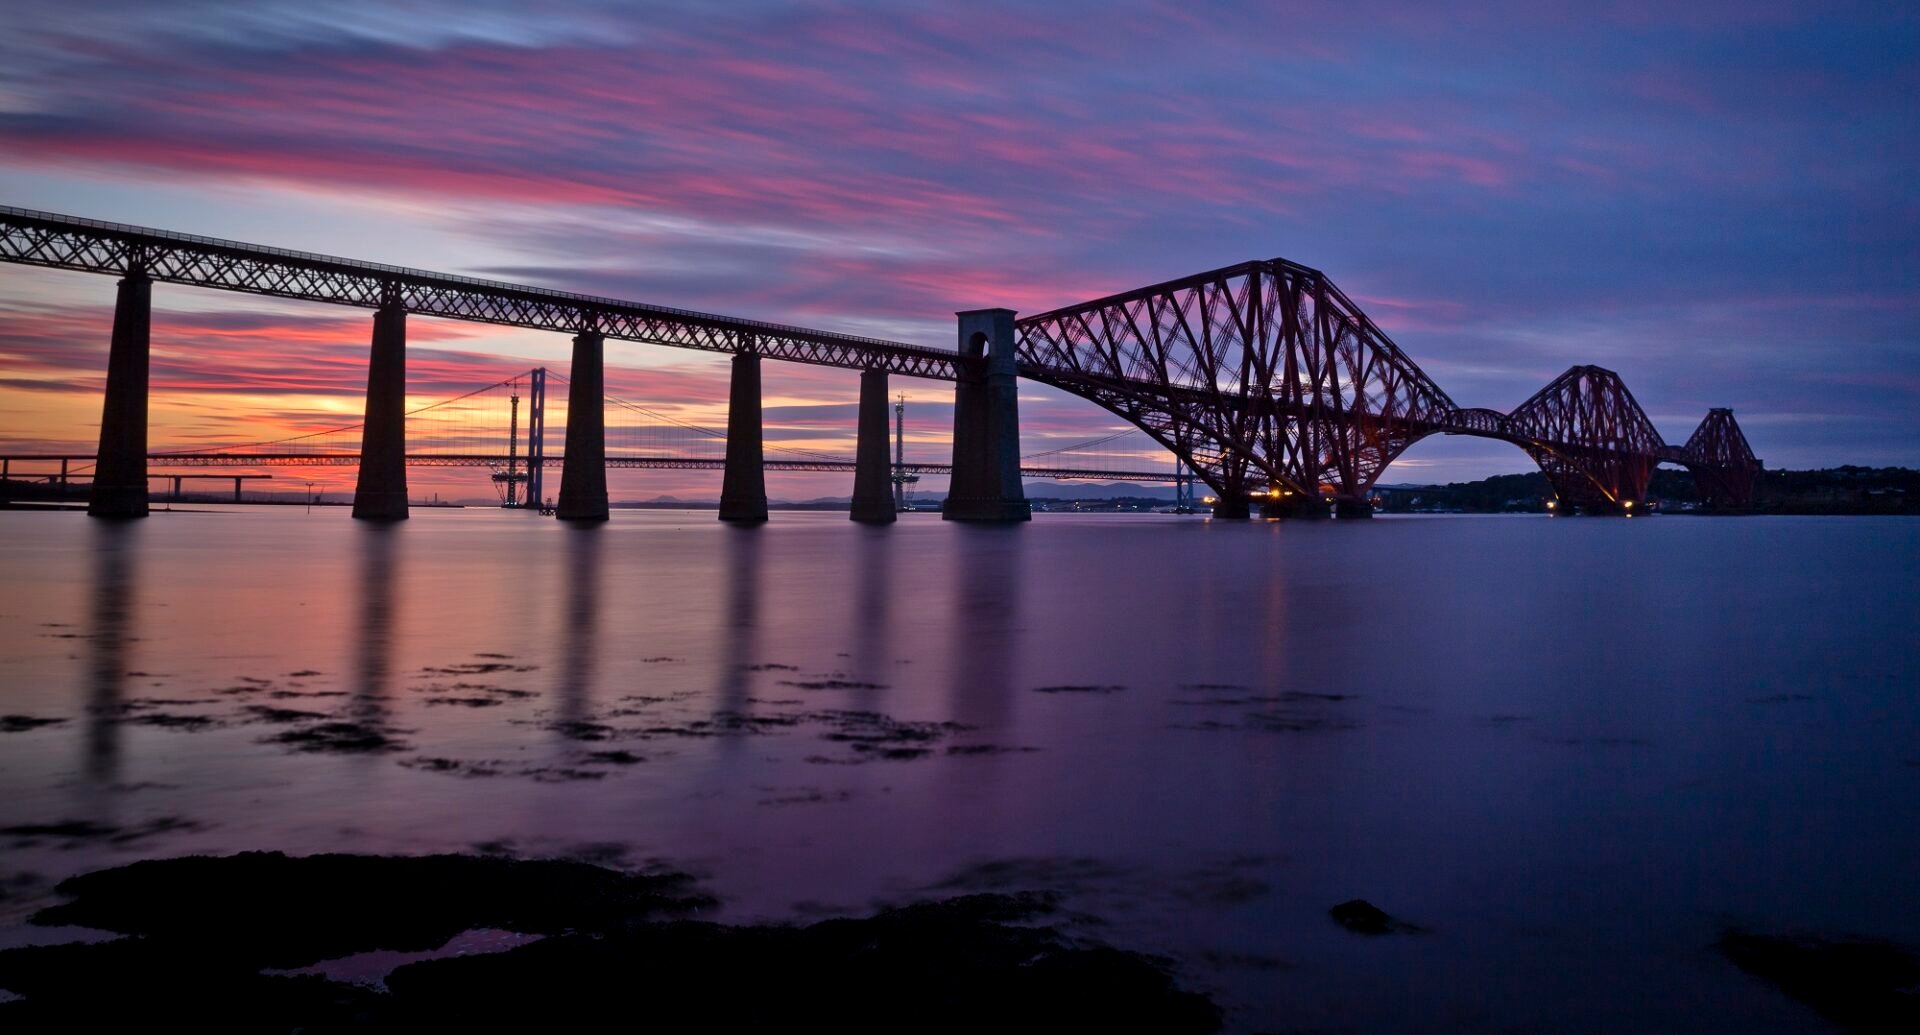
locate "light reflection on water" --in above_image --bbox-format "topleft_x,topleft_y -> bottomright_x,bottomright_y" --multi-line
2,508 -> 1917,1032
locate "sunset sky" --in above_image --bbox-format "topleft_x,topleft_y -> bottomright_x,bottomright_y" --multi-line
1,1 -> 1913,500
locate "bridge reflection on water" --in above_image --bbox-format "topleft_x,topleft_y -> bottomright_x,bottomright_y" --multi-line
13,507 -> 1912,1032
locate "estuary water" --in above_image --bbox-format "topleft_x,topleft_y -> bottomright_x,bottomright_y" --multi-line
2,507 -> 1916,1032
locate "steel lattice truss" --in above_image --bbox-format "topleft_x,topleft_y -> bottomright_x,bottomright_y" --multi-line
0,206 -> 964,380
1016,259 -> 1457,499
1501,366 -> 1666,507
1672,408 -> 1759,507
1019,265 -> 1763,508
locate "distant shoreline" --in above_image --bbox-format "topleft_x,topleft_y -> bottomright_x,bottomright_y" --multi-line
5,464 -> 1914,517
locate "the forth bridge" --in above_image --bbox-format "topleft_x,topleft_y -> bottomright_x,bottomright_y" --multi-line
0,205 -> 1761,522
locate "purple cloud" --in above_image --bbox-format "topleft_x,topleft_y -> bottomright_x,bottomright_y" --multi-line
0,0 -> 1912,484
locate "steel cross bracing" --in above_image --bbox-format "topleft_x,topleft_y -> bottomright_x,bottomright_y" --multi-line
1015,259 -> 1762,508
1017,259 -> 1456,501
0,206 -> 964,380
1672,408 -> 1759,508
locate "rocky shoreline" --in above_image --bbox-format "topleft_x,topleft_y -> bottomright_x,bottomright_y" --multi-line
0,851 -> 1224,1032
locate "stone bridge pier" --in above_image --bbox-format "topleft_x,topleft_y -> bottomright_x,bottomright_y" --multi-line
718,350 -> 768,524
942,309 -> 1029,523
88,264 -> 151,519
849,368 -> 896,523
556,329 -> 609,522
351,295 -> 410,521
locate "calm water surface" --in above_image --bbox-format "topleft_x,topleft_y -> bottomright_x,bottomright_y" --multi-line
2,508 -> 1916,1031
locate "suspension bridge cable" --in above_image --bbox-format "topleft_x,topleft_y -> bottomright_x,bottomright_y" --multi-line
1020,428 -> 1140,460
553,370 -> 859,463
150,370 -> 536,455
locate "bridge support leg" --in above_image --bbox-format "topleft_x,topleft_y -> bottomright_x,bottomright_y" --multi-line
1210,472 -> 1251,519
719,351 -> 768,524
351,301 -> 410,520
1212,496 -> 1250,519
1333,495 -> 1373,519
233,477 -> 243,503
88,268 -> 151,519
557,331 -> 609,522
850,369 -> 896,523
942,309 -> 1029,523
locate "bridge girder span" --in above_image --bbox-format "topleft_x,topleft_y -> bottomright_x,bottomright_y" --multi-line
1015,259 -> 1455,504
1675,407 -> 1761,508
1502,365 -> 1665,510
1019,259 -> 1762,512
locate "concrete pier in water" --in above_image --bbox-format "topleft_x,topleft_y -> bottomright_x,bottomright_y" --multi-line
850,369 -> 896,523
1212,496 -> 1251,519
556,330 -> 609,522
718,351 -> 768,524
941,309 -> 1029,523
350,300 -> 409,521
88,267 -> 152,519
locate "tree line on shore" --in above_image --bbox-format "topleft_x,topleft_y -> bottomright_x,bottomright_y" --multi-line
1377,466 -> 1919,515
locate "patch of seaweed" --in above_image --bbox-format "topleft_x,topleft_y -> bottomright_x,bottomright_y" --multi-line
125,712 -> 225,732
2,816 -> 208,849
1,715 -> 67,733
580,750 -> 645,766
641,712 -> 804,738
243,705 -> 330,725
757,787 -> 855,806
779,678 -> 889,691
264,721 -> 409,754
422,696 -> 506,708
945,744 -> 1041,757
420,662 -> 537,676
810,710 -> 970,762
398,757 -> 504,778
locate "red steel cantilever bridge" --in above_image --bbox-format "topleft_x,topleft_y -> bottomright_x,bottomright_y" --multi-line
0,205 -> 1760,522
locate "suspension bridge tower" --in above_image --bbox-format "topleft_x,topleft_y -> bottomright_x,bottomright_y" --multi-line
891,393 -> 918,510
491,368 -> 546,508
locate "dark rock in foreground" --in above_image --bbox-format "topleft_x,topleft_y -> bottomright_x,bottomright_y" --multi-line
1719,929 -> 1920,1034
0,715 -> 67,733
28,850 -> 711,966
380,894 -> 1220,1033
1329,898 -> 1420,935
0,851 -> 1221,1033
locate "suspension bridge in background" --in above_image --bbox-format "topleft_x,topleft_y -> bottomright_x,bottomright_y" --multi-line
0,366 -> 1196,510
0,205 -> 1761,523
